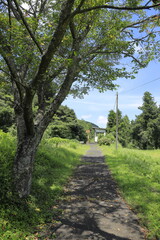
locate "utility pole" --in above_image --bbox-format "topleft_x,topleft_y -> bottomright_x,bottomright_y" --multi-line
116,92 -> 118,150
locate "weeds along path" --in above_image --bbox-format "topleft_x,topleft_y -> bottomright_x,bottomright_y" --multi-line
50,144 -> 145,240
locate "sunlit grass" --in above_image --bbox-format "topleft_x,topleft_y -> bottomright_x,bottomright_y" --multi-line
0,131 -> 89,239
101,144 -> 160,240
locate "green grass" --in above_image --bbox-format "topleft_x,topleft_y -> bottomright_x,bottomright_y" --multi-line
0,131 -> 89,240
101,144 -> 160,240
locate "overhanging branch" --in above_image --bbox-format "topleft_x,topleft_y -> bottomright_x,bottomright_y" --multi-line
73,3 -> 160,15
12,0 -> 43,54
122,52 -> 146,67
31,0 -> 75,90
0,96 -> 14,104
122,14 -> 160,31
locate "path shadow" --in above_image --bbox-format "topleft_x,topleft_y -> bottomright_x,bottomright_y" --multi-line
65,156 -> 118,201
53,215 -> 132,240
51,152 -> 145,240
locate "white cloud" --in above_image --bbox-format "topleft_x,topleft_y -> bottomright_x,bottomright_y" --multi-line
81,114 -> 92,120
97,116 -> 108,128
67,99 -> 113,107
119,103 -> 141,109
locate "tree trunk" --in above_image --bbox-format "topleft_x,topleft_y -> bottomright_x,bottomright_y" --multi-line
12,40 -> 80,198
13,134 -> 41,198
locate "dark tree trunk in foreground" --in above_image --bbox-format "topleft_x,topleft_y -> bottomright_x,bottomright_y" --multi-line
13,47 -> 79,197
1,0 -> 159,198
13,135 -> 39,197
12,107 -> 46,197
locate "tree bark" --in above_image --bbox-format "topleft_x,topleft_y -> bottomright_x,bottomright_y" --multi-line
13,58 -> 80,198
13,132 -> 42,198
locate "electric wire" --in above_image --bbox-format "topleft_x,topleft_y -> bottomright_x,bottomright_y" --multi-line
121,76 -> 160,94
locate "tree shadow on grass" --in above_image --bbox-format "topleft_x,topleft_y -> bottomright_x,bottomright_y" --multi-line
0,147 -> 82,239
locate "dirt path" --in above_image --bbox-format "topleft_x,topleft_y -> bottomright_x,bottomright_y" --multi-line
51,144 -> 145,240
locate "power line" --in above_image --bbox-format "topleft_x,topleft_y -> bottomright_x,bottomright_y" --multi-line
121,76 -> 160,94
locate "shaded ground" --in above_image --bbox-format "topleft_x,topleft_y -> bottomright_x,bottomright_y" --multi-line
48,144 -> 146,240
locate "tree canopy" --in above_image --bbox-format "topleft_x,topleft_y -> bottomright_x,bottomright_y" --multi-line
0,0 -> 160,197
106,109 -> 131,147
47,105 -> 88,142
105,92 -> 160,149
132,91 -> 160,149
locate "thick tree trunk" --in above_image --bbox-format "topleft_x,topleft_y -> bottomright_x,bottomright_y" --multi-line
13,134 -> 41,198
12,37 -> 80,198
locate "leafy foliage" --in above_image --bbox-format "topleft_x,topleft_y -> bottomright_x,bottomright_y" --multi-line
0,81 -> 14,132
98,133 -> 115,146
106,91 -> 160,149
132,92 -> 160,149
106,109 -> 132,147
0,130 -> 89,239
53,105 -> 77,124
0,130 -> 16,201
46,105 -> 88,142
1,0 -> 160,197
0,106 -> 14,132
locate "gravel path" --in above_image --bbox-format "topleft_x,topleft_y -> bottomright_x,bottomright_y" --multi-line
51,144 -> 146,240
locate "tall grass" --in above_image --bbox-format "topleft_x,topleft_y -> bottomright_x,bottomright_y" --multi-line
0,131 -> 89,240
101,145 -> 160,240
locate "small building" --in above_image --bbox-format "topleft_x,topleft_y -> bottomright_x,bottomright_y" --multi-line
93,127 -> 106,143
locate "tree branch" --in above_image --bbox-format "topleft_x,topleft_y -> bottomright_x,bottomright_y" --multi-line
122,14 -> 160,31
0,52 -> 27,89
73,3 -> 160,15
122,52 -> 146,67
31,0 -> 75,90
12,0 -> 43,54
39,0 -> 48,14
36,29 -> 83,129
0,31 -> 28,105
0,68 -> 11,77
49,66 -> 65,80
37,55 -> 80,131
0,96 -> 14,104
7,0 -> 12,41
0,34 -> 19,81
69,20 -> 76,39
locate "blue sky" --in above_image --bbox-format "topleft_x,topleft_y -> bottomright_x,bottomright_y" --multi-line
64,4 -> 160,128
64,60 -> 160,128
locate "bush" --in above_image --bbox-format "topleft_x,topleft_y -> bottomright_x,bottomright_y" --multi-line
0,107 -> 14,132
46,122 -> 88,143
98,133 -> 115,146
0,130 -> 16,201
46,137 -> 68,147
0,133 -> 89,239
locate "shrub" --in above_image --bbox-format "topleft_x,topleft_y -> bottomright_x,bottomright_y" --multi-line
0,133 -> 89,239
0,130 -> 16,201
46,137 -> 68,147
0,107 -> 14,132
98,133 -> 115,146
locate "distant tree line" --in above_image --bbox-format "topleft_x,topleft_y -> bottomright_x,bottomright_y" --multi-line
105,91 -> 160,149
1,0 -> 159,198
45,105 -> 94,143
1,88 -> 160,149
0,86 -> 93,143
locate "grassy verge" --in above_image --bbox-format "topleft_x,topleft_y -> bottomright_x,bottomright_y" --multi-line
0,131 -> 89,240
100,145 -> 160,240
